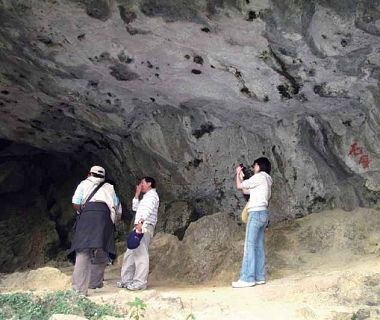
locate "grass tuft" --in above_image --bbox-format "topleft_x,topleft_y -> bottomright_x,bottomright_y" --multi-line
0,290 -> 122,320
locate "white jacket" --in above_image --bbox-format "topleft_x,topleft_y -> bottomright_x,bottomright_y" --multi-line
241,172 -> 272,211
132,189 -> 159,226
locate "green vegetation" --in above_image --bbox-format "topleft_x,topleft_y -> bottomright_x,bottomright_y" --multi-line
127,297 -> 146,320
0,290 -> 197,319
0,290 -> 122,320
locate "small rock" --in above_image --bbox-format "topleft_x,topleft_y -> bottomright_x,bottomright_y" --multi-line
86,0 -> 111,21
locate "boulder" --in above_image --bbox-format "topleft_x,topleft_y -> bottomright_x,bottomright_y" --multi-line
0,267 -> 71,292
150,212 -> 244,283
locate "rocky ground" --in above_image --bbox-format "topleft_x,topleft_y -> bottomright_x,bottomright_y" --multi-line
1,208 -> 379,320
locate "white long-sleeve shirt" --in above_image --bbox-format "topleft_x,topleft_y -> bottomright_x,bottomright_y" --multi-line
132,188 -> 159,226
241,172 -> 273,211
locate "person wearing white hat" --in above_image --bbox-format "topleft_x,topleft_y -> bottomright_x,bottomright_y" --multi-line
69,165 -> 122,296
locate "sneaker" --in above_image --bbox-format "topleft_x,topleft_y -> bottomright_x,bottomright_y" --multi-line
126,283 -> 146,291
231,280 -> 256,288
256,280 -> 266,285
116,281 -> 128,288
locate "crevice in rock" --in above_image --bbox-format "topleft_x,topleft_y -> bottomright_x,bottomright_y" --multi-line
225,66 -> 257,99
126,26 -> 151,36
191,69 -> 202,75
193,55 -> 204,65
109,64 -> 139,81
268,47 -> 301,99
192,122 -> 215,139
118,6 -> 137,24
246,10 -> 257,21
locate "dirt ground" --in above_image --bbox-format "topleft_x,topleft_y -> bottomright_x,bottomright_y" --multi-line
84,253 -> 380,320
1,252 -> 379,320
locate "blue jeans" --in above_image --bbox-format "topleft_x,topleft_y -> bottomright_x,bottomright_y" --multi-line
240,210 -> 268,283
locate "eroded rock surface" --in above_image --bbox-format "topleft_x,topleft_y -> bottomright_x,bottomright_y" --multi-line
0,0 -> 380,270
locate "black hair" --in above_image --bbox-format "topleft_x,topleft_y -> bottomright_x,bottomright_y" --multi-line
253,157 -> 271,174
143,176 -> 156,188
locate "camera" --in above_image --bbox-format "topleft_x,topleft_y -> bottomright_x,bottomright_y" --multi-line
239,163 -> 251,179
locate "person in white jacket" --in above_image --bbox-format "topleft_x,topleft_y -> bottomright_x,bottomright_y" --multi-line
232,157 -> 273,288
118,176 -> 159,291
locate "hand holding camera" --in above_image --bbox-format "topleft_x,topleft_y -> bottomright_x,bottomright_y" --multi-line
236,163 -> 245,180
236,163 -> 251,180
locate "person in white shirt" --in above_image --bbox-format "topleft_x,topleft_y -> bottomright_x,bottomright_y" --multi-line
118,176 -> 159,291
69,165 -> 122,296
232,157 -> 273,288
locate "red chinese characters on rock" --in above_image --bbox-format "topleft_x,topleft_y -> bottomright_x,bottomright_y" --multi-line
348,142 -> 370,169
358,154 -> 370,169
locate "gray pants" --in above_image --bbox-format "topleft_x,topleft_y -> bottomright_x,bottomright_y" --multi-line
120,224 -> 154,289
72,248 -> 108,295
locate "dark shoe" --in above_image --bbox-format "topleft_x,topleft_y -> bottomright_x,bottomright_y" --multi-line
89,283 -> 104,289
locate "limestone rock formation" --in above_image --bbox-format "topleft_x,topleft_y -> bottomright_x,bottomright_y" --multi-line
149,212 -> 244,284
148,208 -> 380,284
0,0 -> 380,270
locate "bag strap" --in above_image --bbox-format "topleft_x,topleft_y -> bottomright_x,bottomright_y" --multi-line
83,181 -> 106,207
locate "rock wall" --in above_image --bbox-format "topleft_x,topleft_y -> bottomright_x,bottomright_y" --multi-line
148,208 -> 380,284
0,0 -> 380,270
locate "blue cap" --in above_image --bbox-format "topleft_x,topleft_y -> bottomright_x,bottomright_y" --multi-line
127,230 -> 144,249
